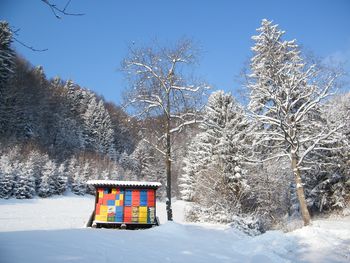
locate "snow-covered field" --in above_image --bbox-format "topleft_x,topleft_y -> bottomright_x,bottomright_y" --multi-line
0,196 -> 349,263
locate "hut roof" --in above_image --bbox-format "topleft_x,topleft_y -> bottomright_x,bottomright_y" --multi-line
87,180 -> 161,189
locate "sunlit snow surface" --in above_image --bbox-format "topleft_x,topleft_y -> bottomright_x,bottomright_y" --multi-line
0,195 -> 349,263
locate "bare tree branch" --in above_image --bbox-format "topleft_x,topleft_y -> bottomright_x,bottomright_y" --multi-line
13,36 -> 48,52
41,0 -> 84,19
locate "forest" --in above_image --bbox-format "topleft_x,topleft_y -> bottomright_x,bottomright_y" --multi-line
0,19 -> 349,232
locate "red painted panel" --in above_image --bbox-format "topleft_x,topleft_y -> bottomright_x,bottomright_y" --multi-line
124,207 -> 132,223
104,194 -> 116,200
148,200 -> 155,207
132,190 -> 140,199
132,200 -> 140,206
95,204 -> 100,215
147,189 -> 155,199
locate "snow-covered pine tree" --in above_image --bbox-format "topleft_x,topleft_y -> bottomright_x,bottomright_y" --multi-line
195,91 -> 249,217
64,80 -> 91,116
180,92 -> 230,203
71,164 -> 83,195
71,159 -> 88,195
0,21 -> 15,88
247,19 -> 340,225
82,96 -> 116,157
14,158 -> 35,199
183,91 -> 249,222
0,21 -> 15,136
26,150 -> 49,192
38,159 -> 57,197
67,155 -> 78,190
56,162 -> 68,194
0,153 -> 16,198
215,92 -> 249,205
179,134 -> 208,201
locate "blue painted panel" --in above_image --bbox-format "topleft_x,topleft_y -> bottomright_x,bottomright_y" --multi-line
115,217 -> 123,222
107,200 -> 115,206
116,206 -> 123,213
124,199 -> 132,206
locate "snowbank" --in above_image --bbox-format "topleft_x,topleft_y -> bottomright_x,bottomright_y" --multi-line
0,194 -> 95,232
0,196 -> 349,263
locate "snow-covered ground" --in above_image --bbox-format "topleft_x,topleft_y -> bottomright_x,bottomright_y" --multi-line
0,196 -> 349,263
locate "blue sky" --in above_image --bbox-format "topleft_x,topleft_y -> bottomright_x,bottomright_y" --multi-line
1,0 -> 349,104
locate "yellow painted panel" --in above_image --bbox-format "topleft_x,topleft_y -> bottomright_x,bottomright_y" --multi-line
139,206 -> 147,213
119,194 -> 124,201
100,205 -> 108,213
95,215 -> 107,222
139,206 -> 148,223
112,188 -> 117,194
115,200 -> 120,206
138,216 -> 147,223
98,192 -> 104,198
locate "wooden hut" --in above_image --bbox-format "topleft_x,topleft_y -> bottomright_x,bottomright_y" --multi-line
87,180 -> 161,228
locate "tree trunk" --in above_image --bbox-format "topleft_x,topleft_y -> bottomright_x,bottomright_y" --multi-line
166,132 -> 172,221
166,92 -> 173,221
291,151 -> 311,226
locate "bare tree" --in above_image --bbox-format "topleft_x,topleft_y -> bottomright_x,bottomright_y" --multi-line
122,39 -> 209,221
247,19 -> 342,226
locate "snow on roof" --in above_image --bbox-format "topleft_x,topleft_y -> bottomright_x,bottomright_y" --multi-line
87,180 -> 161,188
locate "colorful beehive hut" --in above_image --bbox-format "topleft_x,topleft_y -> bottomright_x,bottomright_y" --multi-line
87,180 -> 161,228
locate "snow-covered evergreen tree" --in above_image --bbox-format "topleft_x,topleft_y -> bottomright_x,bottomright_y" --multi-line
0,21 -> 15,88
0,154 -> 16,198
179,134 -> 207,201
56,162 -> 68,194
183,91 -> 249,221
82,96 -> 116,157
67,155 -> 78,189
71,165 -> 83,195
38,160 -> 57,197
26,150 -> 49,192
14,158 -> 35,199
0,21 -> 15,136
71,159 -> 88,195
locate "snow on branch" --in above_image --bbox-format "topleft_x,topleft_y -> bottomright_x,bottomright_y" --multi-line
297,124 -> 343,166
169,119 -> 199,134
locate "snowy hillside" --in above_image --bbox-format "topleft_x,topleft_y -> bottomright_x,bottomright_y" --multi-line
0,196 -> 349,263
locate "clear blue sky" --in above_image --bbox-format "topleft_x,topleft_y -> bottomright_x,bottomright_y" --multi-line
1,0 -> 350,104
